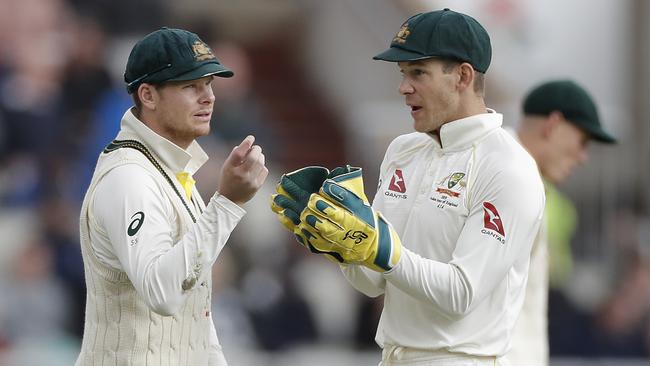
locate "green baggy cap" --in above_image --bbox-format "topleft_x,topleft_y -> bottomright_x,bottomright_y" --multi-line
373,8 -> 492,73
124,27 -> 233,94
523,80 -> 616,143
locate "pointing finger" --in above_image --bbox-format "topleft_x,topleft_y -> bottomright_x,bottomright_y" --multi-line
225,135 -> 255,167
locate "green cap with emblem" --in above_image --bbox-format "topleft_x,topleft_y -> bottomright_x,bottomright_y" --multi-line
523,80 -> 616,143
373,8 -> 492,73
124,27 -> 233,94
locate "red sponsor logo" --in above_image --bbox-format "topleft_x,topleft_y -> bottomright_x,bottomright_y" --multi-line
483,202 -> 505,237
435,187 -> 460,197
388,169 -> 407,193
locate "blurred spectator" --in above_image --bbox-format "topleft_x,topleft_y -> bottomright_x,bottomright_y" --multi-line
0,12 -> 67,204
0,0 -> 109,344
0,239 -> 71,342
595,252 -> 650,357
211,246 -> 258,350
64,0 -> 170,35
353,296 -> 383,350
242,266 -> 317,351
59,15 -> 113,175
585,210 -> 650,357
208,40 -> 280,158
39,196 -> 86,337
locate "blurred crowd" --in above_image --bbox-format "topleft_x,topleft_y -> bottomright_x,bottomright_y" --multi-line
0,0 -> 649,364
0,0 -> 353,363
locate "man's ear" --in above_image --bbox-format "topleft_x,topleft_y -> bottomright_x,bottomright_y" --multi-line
138,83 -> 158,111
541,110 -> 564,139
457,62 -> 475,92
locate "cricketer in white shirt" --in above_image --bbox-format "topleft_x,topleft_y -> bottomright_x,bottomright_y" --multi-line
342,110 -> 545,364
505,128 -> 550,366
76,109 -> 244,365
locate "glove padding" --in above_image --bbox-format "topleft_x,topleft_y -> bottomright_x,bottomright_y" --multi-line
270,165 -> 361,262
270,166 -> 329,232
297,171 -> 402,272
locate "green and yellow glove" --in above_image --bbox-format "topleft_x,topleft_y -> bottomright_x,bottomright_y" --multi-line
297,169 -> 402,272
270,166 -> 329,232
270,165 -> 360,262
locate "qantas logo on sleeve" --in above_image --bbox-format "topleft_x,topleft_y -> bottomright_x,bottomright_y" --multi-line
388,169 -> 407,193
482,202 -> 505,243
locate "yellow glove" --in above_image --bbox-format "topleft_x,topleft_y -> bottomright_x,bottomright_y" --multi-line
270,166 -> 361,263
296,170 -> 401,272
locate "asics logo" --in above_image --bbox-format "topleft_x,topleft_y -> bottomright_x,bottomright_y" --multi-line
127,211 -> 145,236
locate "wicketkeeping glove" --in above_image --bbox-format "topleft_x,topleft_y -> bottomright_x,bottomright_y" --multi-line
270,165 -> 361,262
270,166 -> 329,232
297,171 -> 402,272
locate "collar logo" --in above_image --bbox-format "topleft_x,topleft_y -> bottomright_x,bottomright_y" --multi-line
482,202 -> 505,237
192,41 -> 216,61
393,23 -> 411,44
388,169 -> 407,193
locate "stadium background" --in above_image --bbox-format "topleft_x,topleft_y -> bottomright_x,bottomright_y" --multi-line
0,0 -> 649,364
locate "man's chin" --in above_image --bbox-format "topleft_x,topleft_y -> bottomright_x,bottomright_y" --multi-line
547,171 -> 567,185
192,125 -> 211,139
413,122 -> 430,133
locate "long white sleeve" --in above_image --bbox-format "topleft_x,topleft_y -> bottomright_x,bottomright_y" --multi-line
339,264 -> 386,298
384,249 -> 471,318
90,164 -> 245,316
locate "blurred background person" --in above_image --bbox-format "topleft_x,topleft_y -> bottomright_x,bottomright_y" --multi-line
508,80 -> 616,366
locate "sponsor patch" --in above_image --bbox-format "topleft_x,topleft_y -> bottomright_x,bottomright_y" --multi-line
482,202 -> 505,243
388,169 -> 407,193
385,169 -> 408,199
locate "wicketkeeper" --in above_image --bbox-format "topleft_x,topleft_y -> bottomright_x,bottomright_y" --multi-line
271,9 -> 545,366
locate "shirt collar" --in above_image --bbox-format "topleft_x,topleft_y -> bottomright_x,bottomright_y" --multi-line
116,108 -> 209,174
430,109 -> 503,151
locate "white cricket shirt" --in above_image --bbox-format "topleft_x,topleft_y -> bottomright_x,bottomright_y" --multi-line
505,128 -> 549,366
79,109 -> 244,365
342,110 -> 544,357
90,110 -> 245,296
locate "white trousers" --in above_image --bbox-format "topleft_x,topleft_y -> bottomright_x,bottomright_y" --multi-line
378,345 -> 510,366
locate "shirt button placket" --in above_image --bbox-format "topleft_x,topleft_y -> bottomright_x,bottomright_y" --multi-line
421,150 -> 437,197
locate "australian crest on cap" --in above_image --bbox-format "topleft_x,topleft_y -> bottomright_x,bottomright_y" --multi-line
192,40 -> 215,61
393,23 -> 410,44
